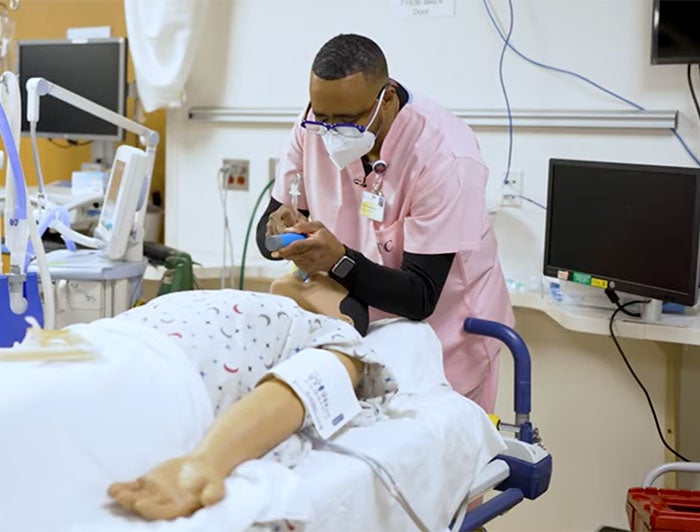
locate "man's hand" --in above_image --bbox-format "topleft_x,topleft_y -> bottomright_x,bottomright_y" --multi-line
274,220 -> 345,274
108,455 -> 226,521
266,205 -> 307,236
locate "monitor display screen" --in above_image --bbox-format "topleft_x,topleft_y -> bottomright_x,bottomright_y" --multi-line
544,159 -> 700,306
17,38 -> 127,141
101,159 -> 125,229
651,0 -> 700,64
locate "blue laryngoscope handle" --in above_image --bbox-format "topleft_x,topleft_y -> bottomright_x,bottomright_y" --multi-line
265,232 -> 306,251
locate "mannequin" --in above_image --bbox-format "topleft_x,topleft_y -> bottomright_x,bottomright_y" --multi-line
3,271 -> 373,520
0,270 -> 372,521
106,272 -> 372,520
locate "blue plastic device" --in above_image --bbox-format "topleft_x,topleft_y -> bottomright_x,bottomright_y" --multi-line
0,272 -> 43,347
265,233 -> 306,251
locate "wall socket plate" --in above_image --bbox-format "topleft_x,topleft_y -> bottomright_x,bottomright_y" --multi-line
500,169 -> 524,207
222,159 -> 250,190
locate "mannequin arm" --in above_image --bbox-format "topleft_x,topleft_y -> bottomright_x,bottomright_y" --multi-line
108,351 -> 363,521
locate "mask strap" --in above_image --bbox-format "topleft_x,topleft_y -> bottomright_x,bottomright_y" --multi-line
364,85 -> 388,133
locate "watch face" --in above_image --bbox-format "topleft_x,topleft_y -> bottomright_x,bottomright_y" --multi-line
333,256 -> 355,278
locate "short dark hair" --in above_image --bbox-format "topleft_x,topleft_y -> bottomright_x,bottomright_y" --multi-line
312,34 -> 388,84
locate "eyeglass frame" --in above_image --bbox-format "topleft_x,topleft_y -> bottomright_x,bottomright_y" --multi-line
300,83 -> 390,138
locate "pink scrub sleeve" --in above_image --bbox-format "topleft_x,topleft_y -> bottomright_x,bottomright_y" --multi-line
403,156 -> 489,255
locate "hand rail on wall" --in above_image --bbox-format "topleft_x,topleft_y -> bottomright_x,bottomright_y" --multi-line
188,107 -> 678,130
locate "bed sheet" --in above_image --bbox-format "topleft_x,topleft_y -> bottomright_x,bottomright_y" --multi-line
0,316 -> 504,532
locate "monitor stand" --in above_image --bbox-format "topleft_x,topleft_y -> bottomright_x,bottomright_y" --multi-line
639,299 -> 663,323
90,140 -> 117,168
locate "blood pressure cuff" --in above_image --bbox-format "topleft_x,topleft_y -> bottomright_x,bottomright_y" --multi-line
263,348 -> 361,439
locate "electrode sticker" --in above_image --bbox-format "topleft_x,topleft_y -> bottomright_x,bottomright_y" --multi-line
266,348 -> 361,439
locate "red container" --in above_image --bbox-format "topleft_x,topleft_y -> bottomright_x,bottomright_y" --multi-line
627,487 -> 700,532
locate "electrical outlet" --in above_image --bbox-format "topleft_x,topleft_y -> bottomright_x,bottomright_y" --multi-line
500,170 -> 524,207
222,158 -> 249,191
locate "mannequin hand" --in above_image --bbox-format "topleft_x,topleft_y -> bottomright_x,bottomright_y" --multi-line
108,455 -> 226,521
267,205 -> 307,236
273,220 -> 345,274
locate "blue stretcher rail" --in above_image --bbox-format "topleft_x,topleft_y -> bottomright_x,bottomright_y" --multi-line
457,317 -> 552,532
463,317 -> 531,418
459,488 -> 524,532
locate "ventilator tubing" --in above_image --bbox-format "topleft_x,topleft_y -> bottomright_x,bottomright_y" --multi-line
265,348 -> 361,439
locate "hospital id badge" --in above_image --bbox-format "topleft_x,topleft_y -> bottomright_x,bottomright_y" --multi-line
360,191 -> 385,222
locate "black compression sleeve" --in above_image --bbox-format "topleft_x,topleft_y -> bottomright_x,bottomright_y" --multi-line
330,248 -> 455,320
255,196 -> 310,260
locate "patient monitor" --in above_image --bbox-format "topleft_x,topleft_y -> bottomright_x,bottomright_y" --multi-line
94,145 -> 149,261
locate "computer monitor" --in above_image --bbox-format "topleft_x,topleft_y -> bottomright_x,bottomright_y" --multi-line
543,159 -> 700,307
16,38 -> 127,141
651,0 -> 700,65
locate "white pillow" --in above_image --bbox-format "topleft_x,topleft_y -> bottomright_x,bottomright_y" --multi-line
363,318 -> 450,395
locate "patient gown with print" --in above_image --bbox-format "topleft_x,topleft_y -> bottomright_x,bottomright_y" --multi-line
97,289 -> 398,463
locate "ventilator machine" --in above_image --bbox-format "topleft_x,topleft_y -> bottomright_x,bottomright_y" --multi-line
1,72 -> 159,346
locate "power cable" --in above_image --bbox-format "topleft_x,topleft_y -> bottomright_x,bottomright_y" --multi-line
687,63 -> 700,123
239,179 -> 275,290
217,167 -> 236,289
481,0 -> 700,167
608,299 -> 691,462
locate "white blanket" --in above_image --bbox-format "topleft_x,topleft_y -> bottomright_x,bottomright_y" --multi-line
0,318 -> 504,532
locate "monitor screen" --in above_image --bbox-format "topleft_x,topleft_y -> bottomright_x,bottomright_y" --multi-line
101,159 -> 125,228
651,0 -> 700,64
17,38 -> 127,141
544,159 -> 700,306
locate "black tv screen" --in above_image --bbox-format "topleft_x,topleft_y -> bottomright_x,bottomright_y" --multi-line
651,0 -> 700,64
544,159 -> 700,306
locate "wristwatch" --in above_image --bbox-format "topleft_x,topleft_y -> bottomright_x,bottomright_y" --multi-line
330,254 -> 356,279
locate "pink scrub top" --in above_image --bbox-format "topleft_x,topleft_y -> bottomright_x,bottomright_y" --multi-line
272,89 -> 514,408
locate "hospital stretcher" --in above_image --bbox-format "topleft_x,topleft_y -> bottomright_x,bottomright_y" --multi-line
0,315 -> 550,532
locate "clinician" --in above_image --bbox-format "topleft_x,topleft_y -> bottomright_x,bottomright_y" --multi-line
256,33 -> 513,413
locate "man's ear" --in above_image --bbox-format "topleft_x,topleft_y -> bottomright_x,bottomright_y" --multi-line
383,85 -> 396,105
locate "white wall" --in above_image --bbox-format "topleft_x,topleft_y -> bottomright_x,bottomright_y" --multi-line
166,0 -> 699,278
163,1 -> 700,530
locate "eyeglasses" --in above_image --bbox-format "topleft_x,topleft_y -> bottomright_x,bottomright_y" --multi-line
300,84 -> 389,138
